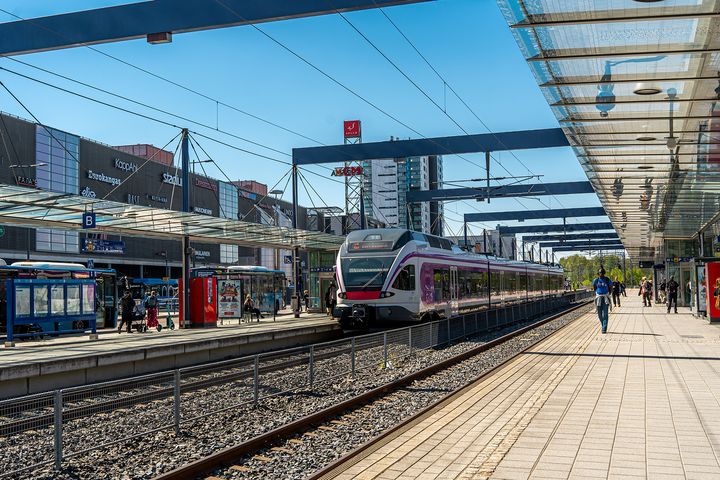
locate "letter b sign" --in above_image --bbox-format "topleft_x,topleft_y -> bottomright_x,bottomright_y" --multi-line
82,212 -> 96,229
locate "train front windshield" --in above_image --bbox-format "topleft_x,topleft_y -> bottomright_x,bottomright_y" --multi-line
340,256 -> 395,291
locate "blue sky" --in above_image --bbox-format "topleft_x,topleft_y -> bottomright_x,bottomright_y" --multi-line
0,0 -> 598,246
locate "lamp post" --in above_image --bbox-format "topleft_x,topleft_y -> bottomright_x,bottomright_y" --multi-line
156,250 -> 169,278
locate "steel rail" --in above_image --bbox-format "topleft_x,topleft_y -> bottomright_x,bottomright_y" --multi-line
154,299 -> 592,480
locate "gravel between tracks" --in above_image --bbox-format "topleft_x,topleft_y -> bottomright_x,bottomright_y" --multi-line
2,304 -> 591,480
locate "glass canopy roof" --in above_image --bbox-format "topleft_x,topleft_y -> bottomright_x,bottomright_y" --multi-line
0,184 -> 343,251
498,0 -> 720,259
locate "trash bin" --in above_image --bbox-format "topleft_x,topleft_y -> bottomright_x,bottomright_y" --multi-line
291,295 -> 299,312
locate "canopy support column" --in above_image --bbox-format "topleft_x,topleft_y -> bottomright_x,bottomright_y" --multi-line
181,128 -> 191,328
292,163 -> 300,318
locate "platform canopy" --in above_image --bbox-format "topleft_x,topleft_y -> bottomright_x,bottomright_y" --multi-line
499,0 -> 720,259
552,244 -> 626,253
0,184 -> 343,250
523,232 -> 619,243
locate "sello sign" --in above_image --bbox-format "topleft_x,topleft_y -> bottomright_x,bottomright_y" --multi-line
331,166 -> 364,177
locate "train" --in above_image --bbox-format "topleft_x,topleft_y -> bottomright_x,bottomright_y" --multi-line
334,228 -> 565,328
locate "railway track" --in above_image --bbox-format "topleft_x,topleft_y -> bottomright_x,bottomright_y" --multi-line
154,299 -> 592,480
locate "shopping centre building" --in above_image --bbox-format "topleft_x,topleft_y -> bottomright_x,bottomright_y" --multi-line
0,112 -> 318,280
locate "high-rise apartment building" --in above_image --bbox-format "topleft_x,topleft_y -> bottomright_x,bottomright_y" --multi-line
363,154 -> 443,236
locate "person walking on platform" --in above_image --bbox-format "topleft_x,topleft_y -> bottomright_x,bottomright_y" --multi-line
145,290 -> 159,329
639,277 -> 653,307
593,268 -> 612,334
611,279 -> 622,307
666,277 -> 679,314
118,291 -> 134,334
659,280 -> 667,304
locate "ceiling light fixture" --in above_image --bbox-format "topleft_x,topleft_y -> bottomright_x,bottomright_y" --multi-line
638,165 -> 654,170
634,83 -> 662,95
636,136 -> 657,142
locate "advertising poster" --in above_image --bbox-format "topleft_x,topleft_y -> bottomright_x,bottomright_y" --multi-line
705,262 -> 720,321
217,279 -> 241,318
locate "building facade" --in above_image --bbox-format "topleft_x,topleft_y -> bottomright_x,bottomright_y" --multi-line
363,154 -> 443,236
0,112 -> 319,282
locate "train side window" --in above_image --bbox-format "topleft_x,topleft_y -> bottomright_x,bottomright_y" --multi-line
412,232 -> 427,243
392,265 -> 415,291
440,239 -> 453,250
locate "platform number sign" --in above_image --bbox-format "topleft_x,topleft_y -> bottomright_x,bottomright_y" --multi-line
82,212 -> 96,229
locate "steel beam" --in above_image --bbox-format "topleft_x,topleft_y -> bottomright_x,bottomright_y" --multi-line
553,244 -> 625,252
464,206 -> 605,223
529,47 -> 720,62
561,115 -> 718,123
523,232 -> 619,242
511,10 -> 720,28
498,222 -> 614,235
540,239 -> 623,248
406,181 -> 594,203
292,128 -> 569,165
0,0 -> 430,57
552,97 -> 717,107
541,75 -> 720,88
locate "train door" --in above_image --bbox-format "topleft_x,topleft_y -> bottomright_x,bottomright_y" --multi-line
449,266 -> 459,316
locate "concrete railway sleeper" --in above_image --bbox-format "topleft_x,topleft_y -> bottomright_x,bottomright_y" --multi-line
155,299 -> 593,480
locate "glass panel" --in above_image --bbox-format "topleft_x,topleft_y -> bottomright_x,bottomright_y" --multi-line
51,285 -> 65,316
15,286 -> 30,317
33,285 -> 49,316
82,284 -> 95,314
67,285 -> 81,315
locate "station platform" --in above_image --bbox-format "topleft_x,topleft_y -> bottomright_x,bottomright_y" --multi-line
0,311 -> 340,399
329,296 -> 720,480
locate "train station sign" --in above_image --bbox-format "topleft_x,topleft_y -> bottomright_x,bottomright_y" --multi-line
331,166 -> 364,177
81,238 -> 125,254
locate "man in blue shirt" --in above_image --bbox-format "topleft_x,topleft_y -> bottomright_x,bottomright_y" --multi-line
592,268 -> 613,334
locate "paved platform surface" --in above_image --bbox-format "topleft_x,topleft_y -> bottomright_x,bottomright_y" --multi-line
330,296 -> 720,480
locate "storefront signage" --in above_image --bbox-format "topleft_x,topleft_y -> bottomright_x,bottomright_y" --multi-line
114,158 -> 138,173
331,166 -> 364,177
218,279 -> 241,318
81,239 -> 125,254
195,177 -> 217,191
344,120 -> 361,138
162,172 -> 183,186
16,176 -> 36,188
147,194 -> 168,203
87,170 -> 121,186
193,206 -> 212,215
80,186 -> 97,198
706,262 -> 720,321
194,250 -> 210,258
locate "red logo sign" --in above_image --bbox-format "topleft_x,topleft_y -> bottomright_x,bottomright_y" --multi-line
331,166 -> 364,177
344,120 -> 361,138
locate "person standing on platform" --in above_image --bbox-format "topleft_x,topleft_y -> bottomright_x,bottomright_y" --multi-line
145,290 -> 159,329
611,279 -> 622,307
659,280 -> 667,304
593,268 -> 613,334
666,277 -> 679,314
119,291 -> 134,334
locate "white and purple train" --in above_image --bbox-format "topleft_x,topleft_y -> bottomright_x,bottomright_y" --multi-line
334,228 -> 565,328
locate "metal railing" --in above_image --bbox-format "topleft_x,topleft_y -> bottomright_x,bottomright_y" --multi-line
0,291 -> 591,476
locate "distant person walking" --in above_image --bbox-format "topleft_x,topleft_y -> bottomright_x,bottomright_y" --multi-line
145,290 -> 159,329
620,281 -> 627,297
611,279 -> 622,307
666,277 -> 679,314
118,291 -> 134,334
325,282 -> 337,316
593,268 -> 612,334
658,280 -> 667,304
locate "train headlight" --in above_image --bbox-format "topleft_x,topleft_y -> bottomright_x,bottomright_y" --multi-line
379,291 -> 395,298
338,292 -> 347,299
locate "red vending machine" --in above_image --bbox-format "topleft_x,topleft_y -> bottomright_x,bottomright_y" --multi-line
179,272 -> 217,328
